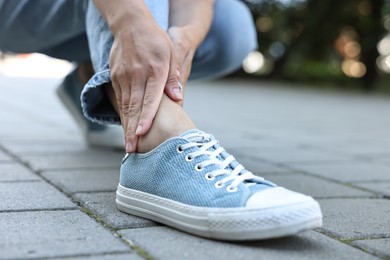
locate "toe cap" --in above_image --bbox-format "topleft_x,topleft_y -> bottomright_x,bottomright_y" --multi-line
246,187 -> 314,208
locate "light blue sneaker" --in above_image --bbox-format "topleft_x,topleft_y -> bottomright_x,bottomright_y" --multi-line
57,67 -> 124,149
117,129 -> 323,240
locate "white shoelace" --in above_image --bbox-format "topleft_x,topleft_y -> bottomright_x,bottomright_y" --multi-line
178,132 -> 264,192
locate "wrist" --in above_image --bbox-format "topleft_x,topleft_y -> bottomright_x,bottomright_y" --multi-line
93,0 -> 155,35
175,25 -> 203,51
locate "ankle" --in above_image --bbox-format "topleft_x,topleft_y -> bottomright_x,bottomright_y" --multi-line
77,61 -> 94,85
137,95 -> 195,153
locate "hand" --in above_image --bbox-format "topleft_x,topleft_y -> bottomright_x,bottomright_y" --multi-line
109,21 -> 183,153
166,27 -> 197,90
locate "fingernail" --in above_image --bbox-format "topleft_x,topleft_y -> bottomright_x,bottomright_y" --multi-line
126,142 -> 133,152
178,81 -> 183,91
135,125 -> 143,135
172,87 -> 183,100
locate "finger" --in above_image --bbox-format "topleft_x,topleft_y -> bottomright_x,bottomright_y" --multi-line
124,79 -> 144,153
112,74 -> 130,146
134,75 -> 166,137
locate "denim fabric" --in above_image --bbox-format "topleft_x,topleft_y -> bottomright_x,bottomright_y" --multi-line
0,0 -> 90,62
0,0 -> 257,125
120,129 -> 274,208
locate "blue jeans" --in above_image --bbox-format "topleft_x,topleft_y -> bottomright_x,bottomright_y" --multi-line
0,0 -> 257,124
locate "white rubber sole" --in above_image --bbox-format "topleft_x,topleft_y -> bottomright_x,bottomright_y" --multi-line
116,184 -> 323,241
56,83 -> 124,150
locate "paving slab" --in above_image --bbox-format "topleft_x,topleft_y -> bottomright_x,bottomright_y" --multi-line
318,199 -> 390,239
42,168 -> 119,194
119,227 -> 377,260
56,253 -> 142,260
1,140 -> 91,156
288,162 -> 390,182
0,149 -> 12,162
0,122 -> 78,142
352,238 -> 390,259
0,162 -> 40,181
378,158 -> 390,164
0,181 -> 75,211
2,74 -> 390,259
0,210 -> 130,259
352,181 -> 390,197
231,155 -> 296,176
317,140 -> 390,157
73,192 -> 157,229
236,147 -> 352,165
215,132 -> 300,150
266,174 -> 374,198
22,150 -> 123,171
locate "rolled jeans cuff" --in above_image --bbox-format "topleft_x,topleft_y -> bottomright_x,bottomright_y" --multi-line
81,69 -> 121,125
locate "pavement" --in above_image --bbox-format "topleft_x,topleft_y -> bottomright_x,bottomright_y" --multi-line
0,75 -> 389,260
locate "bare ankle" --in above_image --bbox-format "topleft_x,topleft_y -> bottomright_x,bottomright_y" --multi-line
137,95 -> 195,153
104,83 -> 195,153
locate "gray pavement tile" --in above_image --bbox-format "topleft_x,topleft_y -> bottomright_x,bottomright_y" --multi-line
73,192 -> 157,229
0,150 -> 12,162
352,181 -> 390,197
0,210 -> 130,259
119,227 -> 377,260
1,140 -> 90,156
378,158 -> 390,164
22,150 -> 123,171
0,163 -> 40,182
317,141 -> 390,157
318,199 -> 390,239
56,253 -> 142,260
266,174 -> 374,198
232,155 -> 295,176
0,181 -> 75,211
352,238 -> 390,258
42,168 -> 119,194
215,133 -> 300,150
237,147 -> 351,164
0,123 -> 78,142
289,162 -> 390,182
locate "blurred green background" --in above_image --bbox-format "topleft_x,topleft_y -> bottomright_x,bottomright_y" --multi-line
232,0 -> 390,93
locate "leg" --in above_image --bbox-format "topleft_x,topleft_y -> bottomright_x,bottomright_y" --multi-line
81,0 -> 170,125
0,0 -> 124,148
191,0 -> 258,80
83,0 -> 257,152
81,0 -> 257,125
0,0 -> 90,62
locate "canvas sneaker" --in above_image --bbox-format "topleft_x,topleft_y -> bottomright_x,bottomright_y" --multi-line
117,129 -> 322,240
57,67 -> 124,149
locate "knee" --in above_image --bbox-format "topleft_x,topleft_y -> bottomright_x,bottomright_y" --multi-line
218,1 -> 258,56
209,0 -> 258,76
192,0 -> 258,79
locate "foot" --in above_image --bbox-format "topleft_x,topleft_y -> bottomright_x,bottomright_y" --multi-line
57,65 -> 124,149
117,129 -> 323,240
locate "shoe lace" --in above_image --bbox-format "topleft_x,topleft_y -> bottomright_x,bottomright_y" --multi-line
179,132 -> 264,192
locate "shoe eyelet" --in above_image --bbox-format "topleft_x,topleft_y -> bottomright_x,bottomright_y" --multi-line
227,185 -> 238,193
205,173 -> 215,180
215,181 -> 223,188
185,154 -> 193,162
176,145 -> 183,153
195,163 -> 203,171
